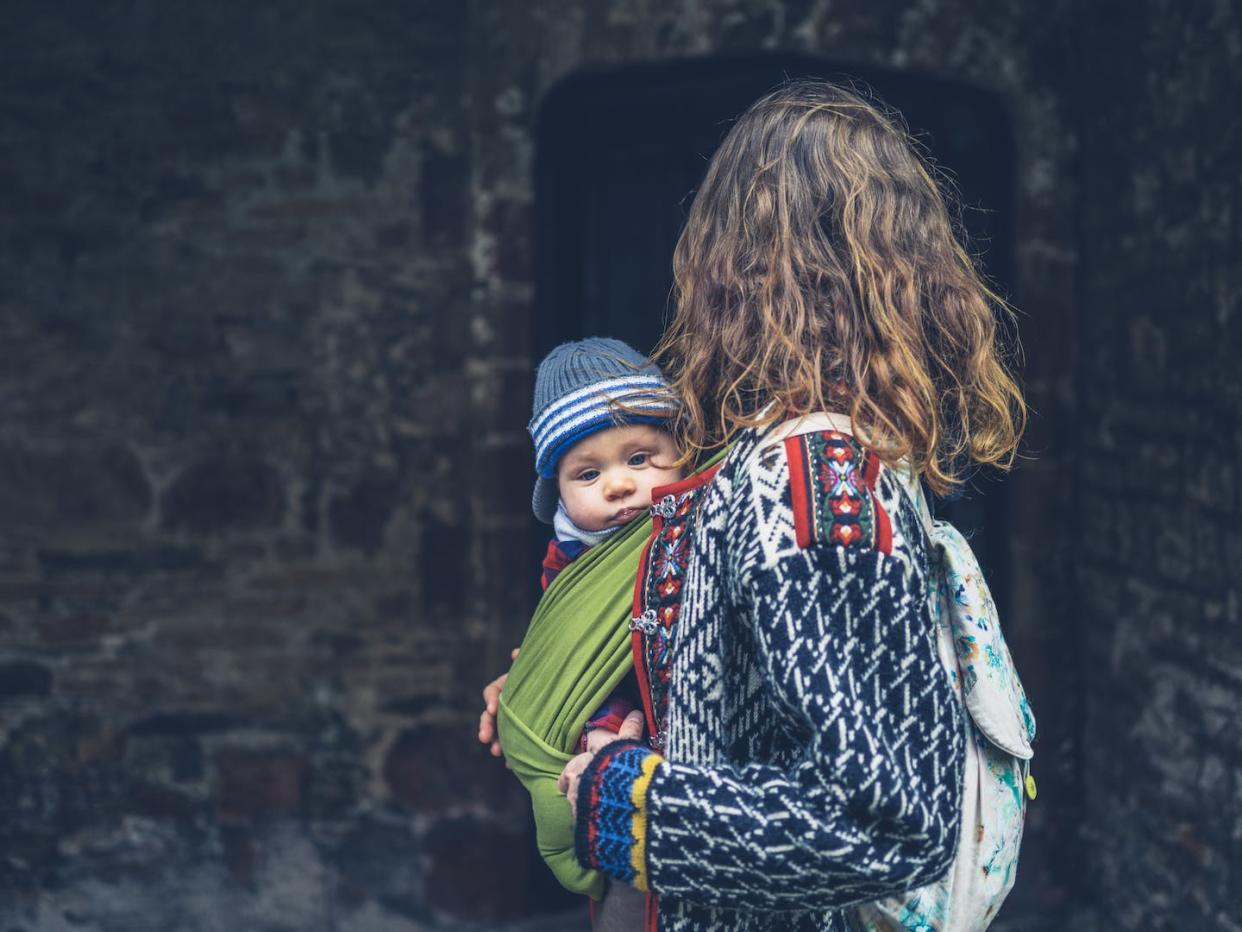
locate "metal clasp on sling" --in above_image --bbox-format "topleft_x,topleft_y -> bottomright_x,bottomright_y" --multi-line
652,495 -> 678,519
628,609 -> 659,635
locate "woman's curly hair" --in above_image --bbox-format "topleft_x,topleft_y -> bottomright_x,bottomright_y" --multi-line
655,80 -> 1026,494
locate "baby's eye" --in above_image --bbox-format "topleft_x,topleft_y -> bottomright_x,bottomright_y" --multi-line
628,452 -> 649,467
577,469 -> 600,482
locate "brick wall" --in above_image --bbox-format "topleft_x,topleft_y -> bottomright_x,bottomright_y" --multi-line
1072,4 -> 1242,929
1,1 -> 1234,929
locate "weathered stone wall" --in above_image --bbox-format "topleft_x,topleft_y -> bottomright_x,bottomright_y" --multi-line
0,3 -> 541,928
2,0 -> 1233,929
1072,3 -> 1242,929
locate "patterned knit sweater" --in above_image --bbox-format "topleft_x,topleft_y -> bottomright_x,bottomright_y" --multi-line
573,417 -> 965,931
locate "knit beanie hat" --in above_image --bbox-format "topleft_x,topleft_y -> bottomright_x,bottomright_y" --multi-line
528,337 -> 678,524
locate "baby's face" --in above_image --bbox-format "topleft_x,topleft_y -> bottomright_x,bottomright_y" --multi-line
556,424 -> 684,532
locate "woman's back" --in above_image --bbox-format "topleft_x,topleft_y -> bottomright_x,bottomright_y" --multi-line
645,416 -> 959,932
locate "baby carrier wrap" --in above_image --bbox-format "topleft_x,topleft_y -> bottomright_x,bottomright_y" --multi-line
498,452 -> 726,899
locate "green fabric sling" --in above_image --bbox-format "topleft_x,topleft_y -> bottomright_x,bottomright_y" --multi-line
497,449 -> 727,899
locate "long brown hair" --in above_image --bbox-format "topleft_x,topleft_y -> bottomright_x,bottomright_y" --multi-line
655,80 -> 1025,494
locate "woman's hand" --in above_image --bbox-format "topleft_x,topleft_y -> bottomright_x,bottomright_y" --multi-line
477,647 -> 519,757
557,709 -> 645,819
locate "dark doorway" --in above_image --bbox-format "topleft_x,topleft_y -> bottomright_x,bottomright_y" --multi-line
534,53 -> 1017,615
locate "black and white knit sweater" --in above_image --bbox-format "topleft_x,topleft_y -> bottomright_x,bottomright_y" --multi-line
574,416 -> 965,931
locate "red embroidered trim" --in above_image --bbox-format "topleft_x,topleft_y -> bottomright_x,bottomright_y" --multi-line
873,492 -> 893,555
630,465 -> 718,753
631,532 -> 660,742
861,447 -> 882,487
784,435 -> 815,550
785,429 -> 895,554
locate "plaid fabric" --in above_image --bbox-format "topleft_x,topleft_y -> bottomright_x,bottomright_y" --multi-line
540,538 -> 590,590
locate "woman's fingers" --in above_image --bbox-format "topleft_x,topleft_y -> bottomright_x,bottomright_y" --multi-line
583,709 -> 648,754
558,752 -> 591,790
617,709 -> 645,741
483,673 -> 507,716
478,709 -> 495,744
558,751 -> 594,817
478,652 -> 518,753
585,727 -> 619,754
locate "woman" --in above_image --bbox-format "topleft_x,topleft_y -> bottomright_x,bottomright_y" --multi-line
481,80 -> 1025,931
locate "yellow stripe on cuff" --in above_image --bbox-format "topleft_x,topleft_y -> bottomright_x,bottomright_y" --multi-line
628,753 -> 663,892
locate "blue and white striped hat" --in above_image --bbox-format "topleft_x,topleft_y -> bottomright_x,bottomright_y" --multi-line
528,337 -> 678,523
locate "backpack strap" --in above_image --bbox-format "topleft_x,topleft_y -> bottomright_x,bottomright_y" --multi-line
915,503 -> 1036,762
886,466 -> 1036,759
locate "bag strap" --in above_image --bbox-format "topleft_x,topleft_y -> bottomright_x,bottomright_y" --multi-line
912,478 -> 935,536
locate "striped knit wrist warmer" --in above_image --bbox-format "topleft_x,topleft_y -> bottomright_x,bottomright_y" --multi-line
574,739 -> 662,892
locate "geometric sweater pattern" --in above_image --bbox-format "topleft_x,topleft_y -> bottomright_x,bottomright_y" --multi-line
576,420 -> 966,931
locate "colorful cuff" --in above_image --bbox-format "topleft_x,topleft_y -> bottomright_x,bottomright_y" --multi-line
573,738 -> 662,892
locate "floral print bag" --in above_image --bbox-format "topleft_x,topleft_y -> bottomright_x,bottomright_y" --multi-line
848,477 -> 1037,932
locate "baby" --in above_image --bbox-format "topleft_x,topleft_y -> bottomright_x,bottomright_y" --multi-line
530,337 -> 683,588
527,337 -> 683,931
